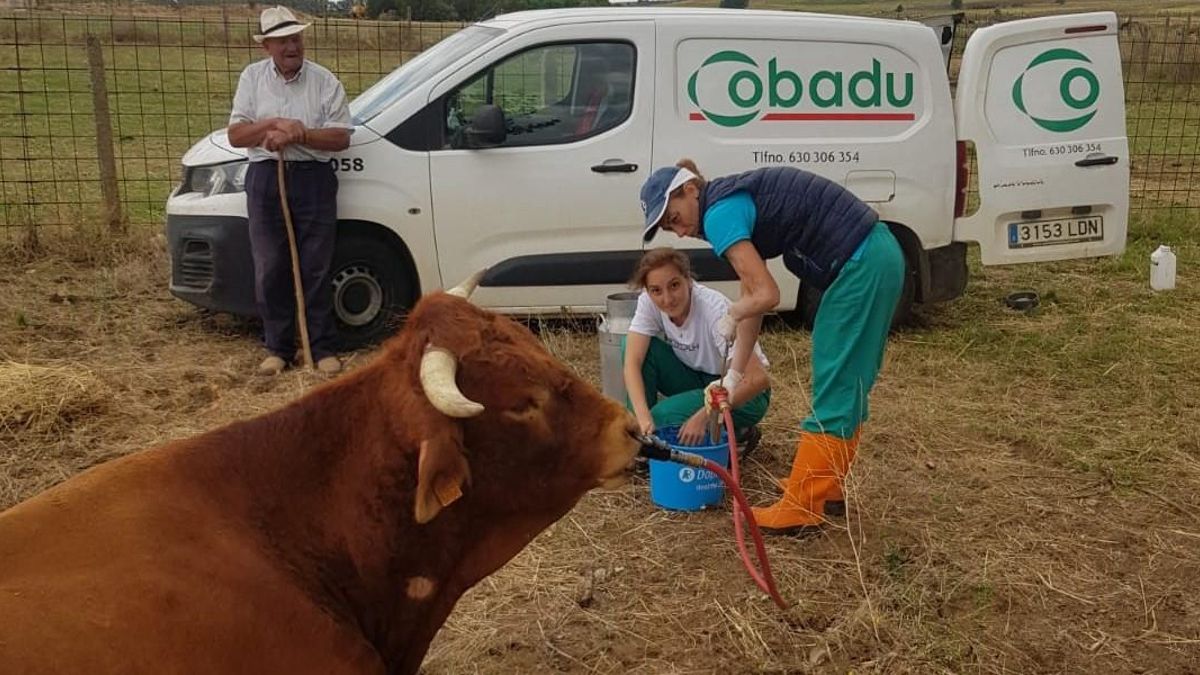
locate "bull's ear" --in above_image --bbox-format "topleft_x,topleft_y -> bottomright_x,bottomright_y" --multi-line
414,438 -> 470,524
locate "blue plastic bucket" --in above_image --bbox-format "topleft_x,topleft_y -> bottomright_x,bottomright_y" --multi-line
648,426 -> 729,511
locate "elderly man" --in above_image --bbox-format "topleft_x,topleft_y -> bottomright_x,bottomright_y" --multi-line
228,6 -> 351,376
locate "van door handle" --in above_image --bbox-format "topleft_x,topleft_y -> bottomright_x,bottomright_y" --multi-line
1075,155 -> 1119,167
591,161 -> 638,174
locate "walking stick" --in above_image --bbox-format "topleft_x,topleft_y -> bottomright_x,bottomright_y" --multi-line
276,158 -> 315,370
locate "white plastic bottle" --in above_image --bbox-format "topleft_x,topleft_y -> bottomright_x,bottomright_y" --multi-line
1150,244 -> 1177,291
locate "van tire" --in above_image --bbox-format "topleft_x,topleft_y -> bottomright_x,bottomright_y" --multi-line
330,231 -> 416,350
791,262 -> 916,331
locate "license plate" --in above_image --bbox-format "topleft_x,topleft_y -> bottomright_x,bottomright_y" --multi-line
1008,216 -> 1104,249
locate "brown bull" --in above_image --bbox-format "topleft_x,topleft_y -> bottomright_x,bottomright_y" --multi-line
0,276 -> 642,674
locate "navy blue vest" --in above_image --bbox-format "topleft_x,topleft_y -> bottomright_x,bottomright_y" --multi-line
700,166 -> 878,290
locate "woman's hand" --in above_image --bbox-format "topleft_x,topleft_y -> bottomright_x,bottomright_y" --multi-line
636,411 -> 655,437
678,409 -> 709,446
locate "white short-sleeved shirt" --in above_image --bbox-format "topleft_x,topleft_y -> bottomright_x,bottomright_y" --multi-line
628,281 -> 769,376
229,58 -> 352,162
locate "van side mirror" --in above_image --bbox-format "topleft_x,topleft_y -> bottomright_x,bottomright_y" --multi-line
463,105 -> 506,148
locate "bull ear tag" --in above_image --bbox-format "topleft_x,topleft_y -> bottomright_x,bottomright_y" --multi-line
434,476 -> 463,507
414,438 -> 469,524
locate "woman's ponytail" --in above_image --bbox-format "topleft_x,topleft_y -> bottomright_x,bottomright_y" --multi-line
675,158 -> 705,185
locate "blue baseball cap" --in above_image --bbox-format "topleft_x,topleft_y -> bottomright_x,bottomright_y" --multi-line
639,166 -> 698,242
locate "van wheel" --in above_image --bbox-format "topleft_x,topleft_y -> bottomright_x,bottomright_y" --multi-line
791,263 -> 916,331
330,233 -> 415,350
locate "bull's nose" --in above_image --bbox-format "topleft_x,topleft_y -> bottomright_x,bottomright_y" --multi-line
596,415 -> 644,488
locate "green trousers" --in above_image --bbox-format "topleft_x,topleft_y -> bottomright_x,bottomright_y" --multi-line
621,335 -> 770,432
802,221 -> 906,440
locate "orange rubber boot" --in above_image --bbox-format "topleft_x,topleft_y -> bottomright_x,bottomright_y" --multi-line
750,432 -> 859,535
825,482 -> 846,518
823,430 -> 860,517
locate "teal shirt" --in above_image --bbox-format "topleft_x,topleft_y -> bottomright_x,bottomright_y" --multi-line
703,191 -> 756,257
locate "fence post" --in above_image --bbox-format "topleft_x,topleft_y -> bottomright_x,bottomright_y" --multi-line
9,15 -> 39,251
85,34 -> 125,235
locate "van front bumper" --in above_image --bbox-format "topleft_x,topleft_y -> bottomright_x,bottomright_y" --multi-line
166,215 -> 258,318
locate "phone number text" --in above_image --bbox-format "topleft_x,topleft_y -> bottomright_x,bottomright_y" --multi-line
752,150 -> 860,165
1022,142 -> 1101,158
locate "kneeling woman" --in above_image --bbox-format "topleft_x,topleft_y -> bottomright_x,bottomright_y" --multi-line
622,248 -> 771,449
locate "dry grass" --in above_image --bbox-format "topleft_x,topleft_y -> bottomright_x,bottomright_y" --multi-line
1,223 -> 1199,673
0,360 -> 109,435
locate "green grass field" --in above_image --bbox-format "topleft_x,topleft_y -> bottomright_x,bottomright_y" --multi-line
0,12 -> 461,229
0,1 -> 1197,232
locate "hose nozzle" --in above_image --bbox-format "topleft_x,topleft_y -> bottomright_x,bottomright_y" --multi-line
705,383 -> 732,413
637,434 -> 707,467
637,433 -> 673,462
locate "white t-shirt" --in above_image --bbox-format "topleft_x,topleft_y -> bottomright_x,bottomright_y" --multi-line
628,282 -> 769,375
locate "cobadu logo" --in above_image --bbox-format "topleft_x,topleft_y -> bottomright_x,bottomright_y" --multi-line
686,50 -> 917,128
1012,48 -> 1100,133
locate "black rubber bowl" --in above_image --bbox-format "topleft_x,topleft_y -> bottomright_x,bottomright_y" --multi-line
1004,291 -> 1040,311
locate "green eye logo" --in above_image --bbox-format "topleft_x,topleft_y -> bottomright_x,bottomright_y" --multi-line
688,51 -> 762,128
1012,48 -> 1100,133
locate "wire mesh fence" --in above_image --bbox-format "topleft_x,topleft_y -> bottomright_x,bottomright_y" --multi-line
0,3 -> 1197,243
0,3 -> 464,242
1119,13 -> 1200,215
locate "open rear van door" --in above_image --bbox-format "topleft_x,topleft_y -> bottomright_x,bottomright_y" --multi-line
954,12 -> 1128,264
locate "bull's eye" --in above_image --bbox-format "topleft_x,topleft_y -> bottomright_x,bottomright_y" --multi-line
508,390 -> 551,416
500,393 -> 552,429
512,396 -> 539,414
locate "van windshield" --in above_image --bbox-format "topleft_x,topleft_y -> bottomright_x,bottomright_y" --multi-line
351,25 -> 503,124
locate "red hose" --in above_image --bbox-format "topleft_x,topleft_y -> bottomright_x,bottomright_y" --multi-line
705,402 -> 788,610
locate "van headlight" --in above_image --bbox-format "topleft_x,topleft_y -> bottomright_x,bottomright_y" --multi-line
180,161 -> 248,196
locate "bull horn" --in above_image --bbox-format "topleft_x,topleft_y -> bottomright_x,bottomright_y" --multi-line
419,346 -> 485,418
446,268 -> 487,299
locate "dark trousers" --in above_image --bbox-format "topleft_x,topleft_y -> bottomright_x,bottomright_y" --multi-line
245,160 -> 338,362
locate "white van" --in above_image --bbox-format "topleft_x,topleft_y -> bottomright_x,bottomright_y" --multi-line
166,8 -> 1128,347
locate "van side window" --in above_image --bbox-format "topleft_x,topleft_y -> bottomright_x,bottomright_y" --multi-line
442,41 -> 635,149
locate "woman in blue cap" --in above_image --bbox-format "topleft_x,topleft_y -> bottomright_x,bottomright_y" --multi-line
638,158 -> 905,536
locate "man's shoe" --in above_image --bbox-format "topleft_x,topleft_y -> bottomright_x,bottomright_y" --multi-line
317,356 -> 342,374
257,355 -> 286,376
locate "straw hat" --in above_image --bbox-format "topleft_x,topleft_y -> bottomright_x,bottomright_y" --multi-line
253,6 -> 310,43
